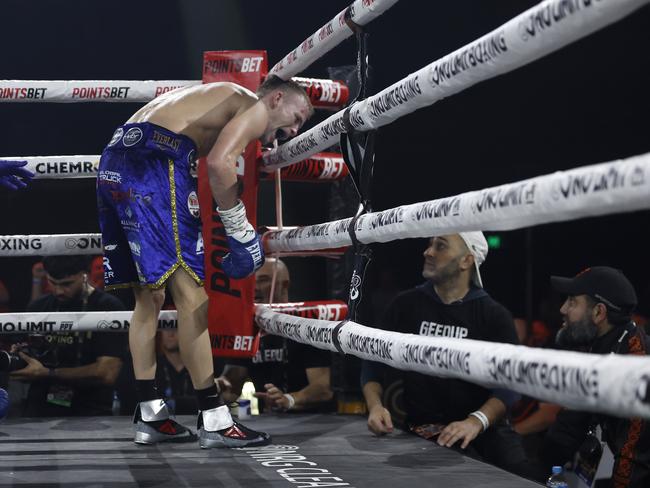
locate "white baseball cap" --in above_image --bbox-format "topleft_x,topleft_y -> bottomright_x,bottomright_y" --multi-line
458,231 -> 488,288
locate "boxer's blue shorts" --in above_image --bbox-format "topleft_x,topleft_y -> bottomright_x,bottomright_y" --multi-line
97,122 -> 204,289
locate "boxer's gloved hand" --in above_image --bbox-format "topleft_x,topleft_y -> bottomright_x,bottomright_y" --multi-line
217,200 -> 265,279
0,160 -> 34,191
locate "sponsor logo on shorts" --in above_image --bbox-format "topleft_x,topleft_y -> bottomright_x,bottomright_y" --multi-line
104,244 -> 118,251
135,262 -> 145,282
151,130 -> 181,152
103,257 -> 115,280
196,231 -> 204,254
122,127 -> 143,147
108,128 -> 123,147
98,170 -> 122,184
187,191 -> 200,218
133,191 -> 153,207
128,241 -> 141,256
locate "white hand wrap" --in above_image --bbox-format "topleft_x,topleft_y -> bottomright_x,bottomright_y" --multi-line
217,199 -> 256,243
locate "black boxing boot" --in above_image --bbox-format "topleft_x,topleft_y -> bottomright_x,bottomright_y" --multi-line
133,399 -> 196,444
197,404 -> 271,448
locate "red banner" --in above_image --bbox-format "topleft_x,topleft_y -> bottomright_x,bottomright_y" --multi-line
199,50 -> 268,358
261,152 -> 348,182
292,78 -> 349,109
264,300 -> 348,321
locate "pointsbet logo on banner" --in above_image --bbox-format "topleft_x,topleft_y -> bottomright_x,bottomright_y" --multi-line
71,86 -> 131,100
0,86 -> 48,99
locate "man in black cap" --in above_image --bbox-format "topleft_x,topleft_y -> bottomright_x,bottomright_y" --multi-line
543,266 -> 650,488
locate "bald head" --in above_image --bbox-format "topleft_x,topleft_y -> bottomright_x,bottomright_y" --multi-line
255,258 -> 290,303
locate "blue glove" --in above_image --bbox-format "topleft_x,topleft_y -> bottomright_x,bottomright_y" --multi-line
217,200 -> 265,279
0,160 -> 34,190
0,387 -> 9,422
222,233 -> 265,279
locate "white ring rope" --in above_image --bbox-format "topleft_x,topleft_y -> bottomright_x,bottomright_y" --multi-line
3,152 -> 649,257
0,153 -> 347,181
1,156 -> 99,179
0,234 -> 101,257
268,0 -> 400,80
0,80 -> 198,103
0,311 -> 178,334
255,306 -> 650,420
0,78 -> 348,107
0,302 -> 346,334
262,0 -> 650,170
264,152 -> 650,253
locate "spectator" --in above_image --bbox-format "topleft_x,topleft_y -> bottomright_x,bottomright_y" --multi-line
542,266 -> 650,487
30,261 -> 52,303
218,258 -> 334,413
9,255 -> 127,416
361,233 -> 532,478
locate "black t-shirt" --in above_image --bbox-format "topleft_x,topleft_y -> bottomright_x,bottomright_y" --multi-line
231,334 -> 332,412
376,282 -> 518,425
22,289 -> 127,416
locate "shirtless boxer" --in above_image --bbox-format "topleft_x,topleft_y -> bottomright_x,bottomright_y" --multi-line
96,76 -> 312,447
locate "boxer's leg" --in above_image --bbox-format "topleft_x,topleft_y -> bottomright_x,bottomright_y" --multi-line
165,268 -> 213,390
166,268 -> 271,448
130,285 -> 165,381
130,284 -> 196,445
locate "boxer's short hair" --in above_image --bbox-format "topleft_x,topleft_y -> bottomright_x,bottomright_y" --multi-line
258,75 -> 313,115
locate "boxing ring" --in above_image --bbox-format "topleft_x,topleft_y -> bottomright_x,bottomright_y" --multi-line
2,0 -> 650,486
0,413 -> 539,487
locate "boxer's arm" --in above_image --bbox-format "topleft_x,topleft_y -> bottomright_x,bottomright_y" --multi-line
206,102 -> 268,210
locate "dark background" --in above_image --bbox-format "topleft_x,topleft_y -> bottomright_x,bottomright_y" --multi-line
1,0 -> 649,328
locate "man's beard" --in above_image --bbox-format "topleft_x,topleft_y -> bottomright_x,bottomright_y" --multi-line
555,315 -> 598,348
423,256 -> 462,285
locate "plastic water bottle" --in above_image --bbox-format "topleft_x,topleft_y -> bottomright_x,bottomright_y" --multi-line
546,466 -> 568,488
111,390 -> 120,416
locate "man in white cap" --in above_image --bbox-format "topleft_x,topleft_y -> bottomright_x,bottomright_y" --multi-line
361,233 -> 531,477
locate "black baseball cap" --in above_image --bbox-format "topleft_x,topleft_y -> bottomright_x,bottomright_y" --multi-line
551,266 -> 637,313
